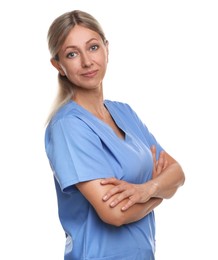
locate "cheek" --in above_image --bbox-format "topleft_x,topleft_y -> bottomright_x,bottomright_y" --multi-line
98,52 -> 108,66
65,67 -> 81,84
102,57 -> 108,70
62,63 -> 79,78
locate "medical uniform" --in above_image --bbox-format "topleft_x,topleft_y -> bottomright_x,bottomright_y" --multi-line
45,100 -> 163,260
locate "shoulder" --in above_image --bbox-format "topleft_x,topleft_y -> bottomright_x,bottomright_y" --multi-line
49,101 -> 79,126
45,101 -> 87,143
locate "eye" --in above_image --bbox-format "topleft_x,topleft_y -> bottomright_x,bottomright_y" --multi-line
90,45 -> 99,51
66,52 -> 78,59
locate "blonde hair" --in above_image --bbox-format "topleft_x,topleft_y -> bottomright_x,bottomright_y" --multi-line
46,10 -> 107,123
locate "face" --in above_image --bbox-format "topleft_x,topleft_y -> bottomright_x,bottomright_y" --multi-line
51,25 -> 109,91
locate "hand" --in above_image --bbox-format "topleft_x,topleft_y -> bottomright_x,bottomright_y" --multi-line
151,145 -> 168,179
101,146 -> 167,211
101,178 -> 148,211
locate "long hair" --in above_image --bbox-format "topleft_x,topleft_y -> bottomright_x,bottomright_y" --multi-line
46,10 -> 107,124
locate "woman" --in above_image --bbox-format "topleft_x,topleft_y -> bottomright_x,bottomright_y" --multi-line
44,10 -> 185,260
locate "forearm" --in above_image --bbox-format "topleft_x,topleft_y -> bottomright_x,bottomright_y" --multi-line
78,180 -> 162,227
119,197 -> 163,225
149,162 -> 185,199
100,150 -> 185,225
102,196 -> 163,226
120,162 -> 184,224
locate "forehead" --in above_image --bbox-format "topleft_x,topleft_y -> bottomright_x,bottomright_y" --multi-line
62,25 -> 102,49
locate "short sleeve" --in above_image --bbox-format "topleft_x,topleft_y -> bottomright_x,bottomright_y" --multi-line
45,117 -> 114,193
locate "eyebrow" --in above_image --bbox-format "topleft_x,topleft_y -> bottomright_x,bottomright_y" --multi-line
64,38 -> 99,52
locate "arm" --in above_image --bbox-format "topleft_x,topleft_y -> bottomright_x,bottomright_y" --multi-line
76,180 -> 162,227
76,147 -> 167,226
101,146 -> 185,211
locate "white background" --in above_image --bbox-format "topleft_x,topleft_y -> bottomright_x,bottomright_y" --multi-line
0,0 -> 217,259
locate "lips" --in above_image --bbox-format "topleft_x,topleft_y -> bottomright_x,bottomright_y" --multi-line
81,70 -> 98,78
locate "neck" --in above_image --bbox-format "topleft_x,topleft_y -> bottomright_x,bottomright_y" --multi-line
73,90 -> 107,119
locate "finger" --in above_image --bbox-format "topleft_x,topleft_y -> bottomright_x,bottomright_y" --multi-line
109,190 -> 133,207
156,159 -> 163,175
101,177 -> 119,185
102,185 -> 126,201
163,159 -> 168,169
156,151 -> 165,175
150,145 -> 157,164
121,197 -> 136,211
151,146 -> 158,178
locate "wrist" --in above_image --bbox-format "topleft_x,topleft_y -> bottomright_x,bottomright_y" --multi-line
149,180 -> 160,198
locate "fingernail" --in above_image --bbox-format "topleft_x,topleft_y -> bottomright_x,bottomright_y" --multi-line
103,195 -> 107,201
110,202 -> 115,207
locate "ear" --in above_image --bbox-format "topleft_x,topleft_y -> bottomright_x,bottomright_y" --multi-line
105,40 -> 109,62
50,58 -> 66,76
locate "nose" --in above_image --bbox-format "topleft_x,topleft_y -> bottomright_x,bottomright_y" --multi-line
81,52 -> 92,68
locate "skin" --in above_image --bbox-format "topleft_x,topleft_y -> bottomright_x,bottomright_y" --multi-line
51,25 -> 185,227
51,25 -> 110,119
102,146 -> 183,211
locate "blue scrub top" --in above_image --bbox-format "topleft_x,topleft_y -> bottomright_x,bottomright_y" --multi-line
45,100 -> 164,260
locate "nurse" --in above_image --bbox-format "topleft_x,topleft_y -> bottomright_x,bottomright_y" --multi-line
45,10 -> 185,260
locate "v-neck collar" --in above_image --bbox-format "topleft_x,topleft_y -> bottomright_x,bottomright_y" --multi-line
69,100 -> 127,141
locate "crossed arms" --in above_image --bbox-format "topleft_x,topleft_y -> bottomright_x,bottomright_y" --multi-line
76,146 -> 185,227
